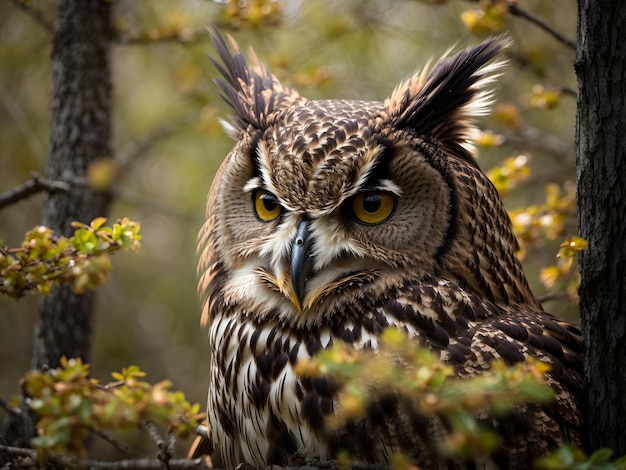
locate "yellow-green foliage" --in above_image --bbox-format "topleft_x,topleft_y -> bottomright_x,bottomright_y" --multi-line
24,359 -> 203,458
0,218 -> 141,298
297,327 -> 553,460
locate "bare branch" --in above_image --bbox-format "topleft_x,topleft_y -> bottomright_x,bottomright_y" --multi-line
0,444 -> 35,459
0,444 -> 393,470
0,397 -> 22,417
117,114 -> 196,175
114,30 -> 206,46
504,125 -> 571,162
507,4 -> 576,51
0,445 -> 213,470
5,0 -> 55,34
0,174 -> 71,210
463,0 -> 576,51
538,291 -> 575,304
88,427 -> 143,458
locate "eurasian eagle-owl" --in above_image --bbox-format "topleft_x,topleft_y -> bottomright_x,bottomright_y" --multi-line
197,29 -> 582,469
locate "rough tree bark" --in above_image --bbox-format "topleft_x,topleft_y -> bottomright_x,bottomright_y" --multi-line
32,0 -> 113,371
0,0 -> 114,451
576,0 -> 626,456
1,0 -> 114,451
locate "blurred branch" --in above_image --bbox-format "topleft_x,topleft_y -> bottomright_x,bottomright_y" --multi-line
0,443 -> 394,470
5,0 -> 55,34
463,0 -> 576,50
140,422 -> 176,465
0,445 -> 213,470
507,3 -> 576,51
115,188 -> 198,221
0,173 -> 70,210
114,30 -> 206,46
0,396 -> 22,416
117,114 -> 196,175
89,428 -> 143,458
0,81 -> 47,158
505,125 -> 571,162
538,291 -> 575,304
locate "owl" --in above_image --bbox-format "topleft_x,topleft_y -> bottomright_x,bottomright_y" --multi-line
197,29 -> 582,469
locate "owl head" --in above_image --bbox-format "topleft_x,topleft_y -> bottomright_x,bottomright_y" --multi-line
199,30 -> 537,330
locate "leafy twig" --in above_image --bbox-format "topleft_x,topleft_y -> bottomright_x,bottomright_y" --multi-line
0,218 -> 141,298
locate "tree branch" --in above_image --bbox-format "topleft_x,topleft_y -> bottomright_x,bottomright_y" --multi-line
117,114 -> 195,175
114,30 -> 205,46
0,174 -> 71,210
89,428 -> 143,458
0,444 -> 393,470
463,0 -> 576,51
507,3 -> 576,51
5,0 -> 55,34
0,397 -> 22,417
537,291 -> 575,304
0,445 -> 213,470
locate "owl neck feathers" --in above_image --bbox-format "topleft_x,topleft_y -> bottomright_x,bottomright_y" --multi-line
381,37 -> 538,307
444,156 -> 540,309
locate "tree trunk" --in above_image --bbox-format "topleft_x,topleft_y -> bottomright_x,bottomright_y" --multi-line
576,0 -> 626,456
1,0 -> 114,451
32,0 -> 113,371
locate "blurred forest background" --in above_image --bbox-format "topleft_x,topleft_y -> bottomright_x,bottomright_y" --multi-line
0,0 -> 577,453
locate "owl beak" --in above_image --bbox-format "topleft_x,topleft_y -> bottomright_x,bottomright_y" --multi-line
290,217 -> 314,311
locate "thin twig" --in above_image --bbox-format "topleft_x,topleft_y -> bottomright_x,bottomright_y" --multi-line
5,0 -> 55,34
0,396 -> 22,416
0,445 -> 213,470
140,422 -> 166,450
89,427 -> 144,458
463,0 -> 576,51
0,444 -> 35,458
114,30 -> 205,46
0,444 -> 389,470
507,4 -> 576,51
0,173 -> 71,210
538,291 -> 575,304
117,114 -> 196,175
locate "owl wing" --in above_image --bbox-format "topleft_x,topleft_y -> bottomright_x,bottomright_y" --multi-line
328,277 -> 582,467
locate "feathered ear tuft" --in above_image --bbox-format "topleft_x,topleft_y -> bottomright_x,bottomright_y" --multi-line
208,26 -> 302,134
385,36 -> 510,164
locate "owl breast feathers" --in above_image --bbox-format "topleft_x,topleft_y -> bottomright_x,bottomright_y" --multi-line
197,29 -> 582,469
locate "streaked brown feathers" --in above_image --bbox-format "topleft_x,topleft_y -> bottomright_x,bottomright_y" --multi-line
198,28 -> 582,470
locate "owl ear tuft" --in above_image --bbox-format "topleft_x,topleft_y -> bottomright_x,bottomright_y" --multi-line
209,26 -> 302,134
385,37 -> 510,164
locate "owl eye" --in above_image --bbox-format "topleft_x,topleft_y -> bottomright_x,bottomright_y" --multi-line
252,190 -> 282,222
350,192 -> 396,225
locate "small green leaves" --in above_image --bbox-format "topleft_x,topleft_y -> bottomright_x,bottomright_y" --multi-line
0,217 -> 141,298
535,445 -> 626,470
24,359 -> 204,457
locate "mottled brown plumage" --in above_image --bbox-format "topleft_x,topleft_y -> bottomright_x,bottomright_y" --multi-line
197,29 -> 582,469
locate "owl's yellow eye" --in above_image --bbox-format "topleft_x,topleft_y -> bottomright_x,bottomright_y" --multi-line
252,190 -> 282,222
351,192 -> 396,225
